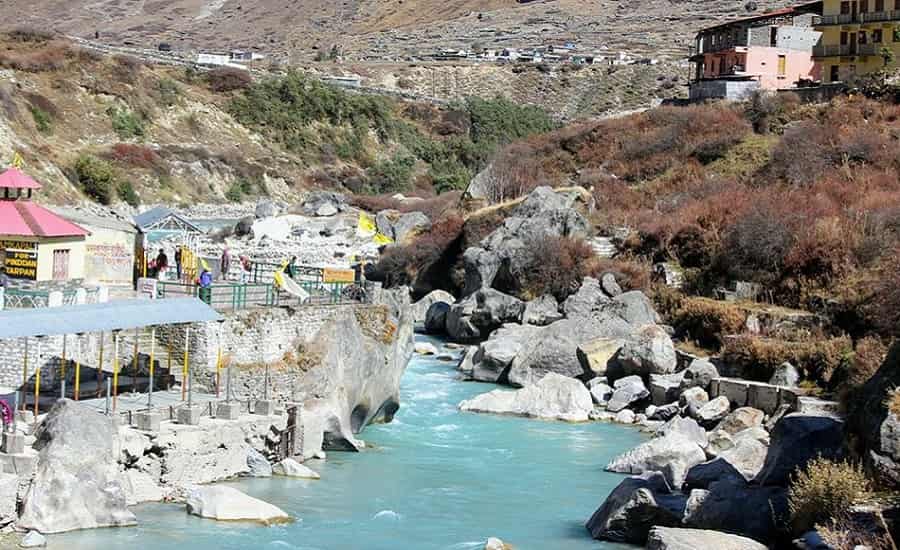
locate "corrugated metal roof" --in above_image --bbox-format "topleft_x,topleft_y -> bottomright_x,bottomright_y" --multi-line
0,201 -> 90,238
50,205 -> 139,234
133,207 -> 202,233
0,168 -> 42,190
0,298 -> 222,339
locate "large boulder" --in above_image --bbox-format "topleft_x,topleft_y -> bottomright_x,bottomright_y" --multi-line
610,291 -> 661,326
446,294 -> 482,342
522,294 -> 563,326
458,372 -> 593,422
646,527 -> 768,550
578,338 -> 625,379
393,212 -> 431,244
616,325 -> 677,376
680,359 -> 719,392
273,458 -> 320,479
755,413 -> 846,486
606,375 -> 650,413
234,215 -> 254,237
683,479 -> 788,543
470,289 -> 525,333
585,472 -> 685,544
424,302 -> 451,334
679,387 -> 709,418
684,437 -> 768,488
656,416 -> 709,449
460,186 -> 592,295
717,407 -> 765,435
471,324 -> 541,383
649,373 -> 685,406
600,272 -> 623,297
412,289 -> 455,324
606,433 -> 707,489
245,448 -> 273,477
186,486 -> 290,524
301,190 -> 345,216
506,319 -> 590,387
562,277 -> 610,319
847,341 -> 900,488
695,396 -> 731,427
769,362 -> 800,388
18,399 -> 137,533
254,198 -> 282,219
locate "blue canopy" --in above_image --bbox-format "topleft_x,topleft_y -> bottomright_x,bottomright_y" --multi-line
0,298 -> 222,339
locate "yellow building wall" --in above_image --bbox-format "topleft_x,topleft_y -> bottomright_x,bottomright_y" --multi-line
817,0 -> 900,82
35,238 -> 86,282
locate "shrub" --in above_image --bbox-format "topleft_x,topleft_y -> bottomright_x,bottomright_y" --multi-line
106,143 -> 165,172
722,335 -> 853,384
6,27 -> 54,43
887,387 -> 900,417
374,214 -> 464,288
206,67 -> 252,92
671,297 -> 747,349
107,106 -> 145,139
721,205 -> 794,284
463,95 -> 556,150
788,458 -> 870,534
29,106 -> 52,134
224,182 -> 243,202
0,40 -> 71,72
818,513 -> 893,550
869,246 -> 900,336
156,77 -> 181,107
73,155 -> 117,205
745,90 -> 801,134
368,154 -> 416,194
586,258 -> 651,292
520,236 -> 597,301
117,180 -> 140,207
112,55 -> 143,82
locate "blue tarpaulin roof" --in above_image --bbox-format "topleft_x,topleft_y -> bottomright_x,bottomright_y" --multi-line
0,298 -> 222,339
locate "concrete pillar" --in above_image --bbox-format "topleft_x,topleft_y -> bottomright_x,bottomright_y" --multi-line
97,286 -> 109,303
47,291 -> 63,308
74,288 -> 87,305
1,432 -> 24,455
177,405 -> 202,425
216,401 -> 241,420
133,411 -> 162,432
253,400 -> 276,416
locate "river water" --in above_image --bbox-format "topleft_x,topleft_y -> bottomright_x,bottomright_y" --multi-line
56,336 -> 643,550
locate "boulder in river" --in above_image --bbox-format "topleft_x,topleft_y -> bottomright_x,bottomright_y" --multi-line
616,325 -> 677,376
522,294 -> 563,326
18,399 -> 137,534
471,324 -> 541,383
646,527 -> 767,550
246,448 -> 273,477
755,413 -> 845,486
606,375 -> 650,412
585,471 -> 685,544
606,432 -> 707,489
273,458 -> 320,479
683,479 -> 788,543
186,486 -> 290,524
458,372 -> 593,422
425,302 -> 451,334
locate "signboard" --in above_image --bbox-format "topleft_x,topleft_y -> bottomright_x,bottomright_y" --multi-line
137,277 -> 158,299
3,248 -> 37,280
0,240 -> 36,251
322,268 -> 356,284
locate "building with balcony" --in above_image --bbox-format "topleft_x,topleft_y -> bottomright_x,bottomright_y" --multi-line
813,0 -> 900,81
689,2 -> 823,100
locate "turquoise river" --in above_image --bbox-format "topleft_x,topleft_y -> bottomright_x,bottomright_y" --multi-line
56,336 -> 644,550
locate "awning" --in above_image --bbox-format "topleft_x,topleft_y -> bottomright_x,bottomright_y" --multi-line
0,298 -> 223,339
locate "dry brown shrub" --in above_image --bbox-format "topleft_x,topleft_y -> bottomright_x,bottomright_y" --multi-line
585,258 -> 651,292
818,513 -> 893,550
520,236 -> 596,301
671,297 -> 747,349
886,387 -> 900,417
206,67 -> 252,92
789,457 -> 871,534
722,335 -> 853,384
105,143 -> 167,173
0,40 -> 72,72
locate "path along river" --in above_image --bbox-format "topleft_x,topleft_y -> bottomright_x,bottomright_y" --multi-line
57,336 -> 644,550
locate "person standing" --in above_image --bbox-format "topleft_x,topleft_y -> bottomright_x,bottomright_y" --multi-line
220,247 -> 231,281
287,256 -> 298,279
154,248 -> 168,280
174,246 -> 182,280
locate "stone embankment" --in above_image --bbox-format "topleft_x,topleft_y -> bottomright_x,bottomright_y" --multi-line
407,185 -> 863,548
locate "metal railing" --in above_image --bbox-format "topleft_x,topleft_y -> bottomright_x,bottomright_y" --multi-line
2,287 -> 102,309
157,281 -> 278,311
813,13 -> 856,25
812,43 -> 879,57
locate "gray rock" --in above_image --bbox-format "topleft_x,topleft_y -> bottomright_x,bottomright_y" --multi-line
679,387 -> 709,418
375,209 -> 399,239
707,427 -> 771,457
578,338 -> 625,379
472,324 -> 542,383
615,409 -> 636,424
650,372 -> 685,406
522,294 -> 563,326
683,480 -> 788,543
649,403 -> 681,421
446,294 -> 481,342
254,199 -> 282,219
601,272 -> 623,297
717,407 -> 765,435
459,372 -> 594,422
606,433 -> 707,489
302,191 -> 345,216
680,359 -> 719,392
316,203 -> 338,217
611,291 -> 661,326
506,319 -> 590,387
590,383 -> 614,406
695,396 -> 731,426
685,436 -> 768,489
412,289 -> 455,324
234,215 -> 254,237
585,471 -> 686,544
393,212 -> 431,244
272,458 -> 320,479
457,346 -> 478,377
470,289 -> 525,333
684,457 -> 750,490
186,486 -> 290,524
246,448 -> 273,478
20,531 -> 47,548
647,527 -> 768,550
563,277 -> 610,319
769,362 -> 800,388
607,375 -> 650,412
755,413 -> 846,486
656,416 -> 709,449
424,302 -> 451,334
617,325 -> 677,376
18,399 -> 137,533
484,537 -> 510,550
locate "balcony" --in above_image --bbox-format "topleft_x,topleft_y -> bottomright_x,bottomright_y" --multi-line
860,9 -> 900,21
814,10 -> 900,25
813,13 -> 857,25
813,43 -> 879,56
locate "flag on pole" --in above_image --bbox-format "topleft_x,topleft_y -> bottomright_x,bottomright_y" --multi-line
357,212 -> 376,237
11,152 -> 23,169
373,232 -> 394,246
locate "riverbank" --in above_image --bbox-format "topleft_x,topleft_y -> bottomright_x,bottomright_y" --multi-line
53,337 -> 645,549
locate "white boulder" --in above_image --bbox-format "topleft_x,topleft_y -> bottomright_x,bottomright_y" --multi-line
186,486 -> 290,524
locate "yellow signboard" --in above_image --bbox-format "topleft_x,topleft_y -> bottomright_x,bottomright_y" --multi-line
323,267 -> 355,284
0,240 -> 37,251
5,249 -> 37,279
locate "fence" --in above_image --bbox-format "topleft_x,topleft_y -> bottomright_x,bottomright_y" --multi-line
156,279 -> 373,311
2,286 -> 103,309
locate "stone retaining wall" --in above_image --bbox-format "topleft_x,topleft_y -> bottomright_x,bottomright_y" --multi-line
709,377 -> 798,415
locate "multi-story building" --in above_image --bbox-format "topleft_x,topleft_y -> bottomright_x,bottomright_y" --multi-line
689,2 -> 823,100
813,0 -> 900,81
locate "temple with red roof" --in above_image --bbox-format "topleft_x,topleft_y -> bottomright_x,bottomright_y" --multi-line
0,168 -> 89,283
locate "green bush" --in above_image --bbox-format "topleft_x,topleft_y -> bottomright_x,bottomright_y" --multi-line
368,154 -> 416,194
107,106 -> 145,139
29,106 -> 52,134
463,95 -> 556,150
429,158 -> 471,193
224,177 -> 254,202
73,154 -> 117,204
156,78 -> 181,107
117,180 -> 140,207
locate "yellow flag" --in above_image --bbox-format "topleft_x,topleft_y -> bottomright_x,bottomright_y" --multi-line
11,152 -> 23,169
357,212 -> 376,236
373,232 -> 394,245
200,257 -> 210,271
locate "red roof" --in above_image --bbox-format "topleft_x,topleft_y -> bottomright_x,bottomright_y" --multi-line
698,1 -> 822,33
0,200 -> 88,238
0,168 -> 42,190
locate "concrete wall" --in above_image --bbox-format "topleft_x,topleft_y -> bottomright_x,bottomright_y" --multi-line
82,225 -> 136,287
35,238 -> 86,282
746,46 -> 820,88
689,79 -> 760,100
776,26 -> 821,51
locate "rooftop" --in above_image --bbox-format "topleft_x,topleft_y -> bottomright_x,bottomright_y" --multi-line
0,200 -> 89,239
0,167 -> 41,190
697,1 -> 822,33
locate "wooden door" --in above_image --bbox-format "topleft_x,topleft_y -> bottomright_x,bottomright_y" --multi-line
52,249 -> 69,281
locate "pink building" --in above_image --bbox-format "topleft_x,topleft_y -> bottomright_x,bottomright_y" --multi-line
689,2 -> 823,100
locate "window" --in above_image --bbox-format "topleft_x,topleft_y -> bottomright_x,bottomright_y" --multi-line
876,0 -> 885,11
52,249 -> 69,281
874,29 -> 884,42
830,65 -> 840,82
859,30 -> 868,43
861,0 -> 869,12
841,31 -> 849,44
841,1 -> 851,13
777,55 -> 786,75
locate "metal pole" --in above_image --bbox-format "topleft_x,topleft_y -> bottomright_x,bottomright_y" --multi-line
215,326 -> 222,398
105,378 -> 111,416
21,337 -> 28,412
97,332 -> 105,398
33,337 -> 42,417
60,334 -> 67,397
132,328 -> 139,391
264,362 -> 269,401
113,331 -> 120,412
74,333 -> 82,401
226,355 -> 232,404
148,327 -> 155,410
182,325 -> 190,402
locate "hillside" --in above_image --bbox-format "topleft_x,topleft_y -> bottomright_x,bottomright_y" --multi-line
0,31 -> 560,206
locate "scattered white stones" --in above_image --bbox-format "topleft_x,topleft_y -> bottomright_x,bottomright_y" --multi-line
20,531 -> 46,548
273,458 -> 321,479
